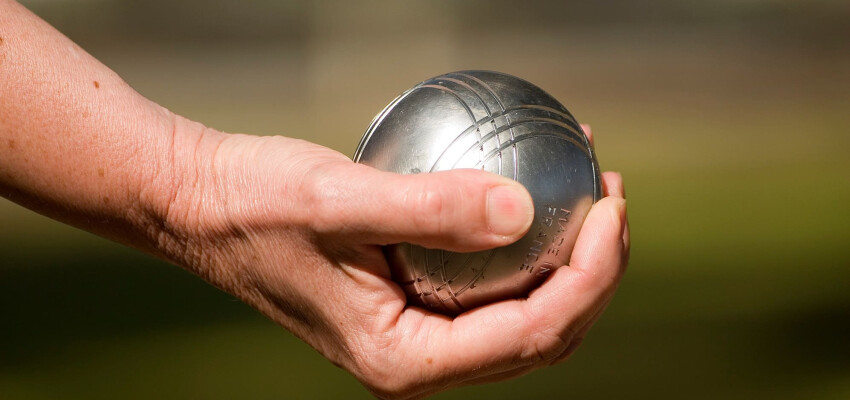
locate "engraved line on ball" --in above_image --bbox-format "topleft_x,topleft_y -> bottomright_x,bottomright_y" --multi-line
452,72 -> 518,179
427,109 -> 589,175
434,119 -> 592,173
438,76 -> 503,175
417,84 -> 484,166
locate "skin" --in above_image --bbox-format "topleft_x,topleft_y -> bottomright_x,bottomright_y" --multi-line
0,1 -> 630,399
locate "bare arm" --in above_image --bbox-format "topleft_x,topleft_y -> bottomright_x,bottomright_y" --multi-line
0,2 -> 629,399
0,0 -> 190,251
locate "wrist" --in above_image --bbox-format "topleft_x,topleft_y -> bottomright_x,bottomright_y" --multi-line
134,113 -> 228,268
137,116 -> 304,302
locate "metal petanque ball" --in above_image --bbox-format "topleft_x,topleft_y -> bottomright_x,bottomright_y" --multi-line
354,70 -> 601,315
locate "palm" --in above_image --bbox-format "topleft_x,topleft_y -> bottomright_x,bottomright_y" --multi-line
197,133 -> 627,399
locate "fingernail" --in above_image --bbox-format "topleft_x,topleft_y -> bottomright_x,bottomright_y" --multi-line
487,184 -> 534,237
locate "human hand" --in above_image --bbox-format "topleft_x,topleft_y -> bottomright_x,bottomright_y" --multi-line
158,120 -> 630,399
0,5 -> 627,397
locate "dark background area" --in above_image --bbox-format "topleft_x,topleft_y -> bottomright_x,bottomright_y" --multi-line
2,1 -> 849,398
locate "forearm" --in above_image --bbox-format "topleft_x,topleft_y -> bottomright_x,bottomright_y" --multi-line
0,0 -> 206,256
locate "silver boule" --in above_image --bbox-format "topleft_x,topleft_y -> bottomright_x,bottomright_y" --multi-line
354,70 -> 601,315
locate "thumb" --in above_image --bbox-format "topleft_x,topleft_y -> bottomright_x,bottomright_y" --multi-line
306,164 -> 534,252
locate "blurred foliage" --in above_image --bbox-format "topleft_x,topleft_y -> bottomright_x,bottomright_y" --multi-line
2,0 -> 849,399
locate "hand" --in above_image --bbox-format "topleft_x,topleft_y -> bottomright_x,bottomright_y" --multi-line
0,4 -> 628,397
159,120 -> 630,399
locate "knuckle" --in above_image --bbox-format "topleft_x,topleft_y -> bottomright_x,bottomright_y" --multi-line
551,336 -> 584,366
366,381 -> 415,400
410,181 -> 447,235
296,162 -> 345,232
297,171 -> 328,225
524,327 -> 576,364
348,332 -> 424,400
355,357 -> 417,400
573,265 -> 620,296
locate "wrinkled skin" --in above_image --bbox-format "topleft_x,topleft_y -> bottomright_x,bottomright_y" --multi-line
162,122 -> 629,399
0,1 -> 629,398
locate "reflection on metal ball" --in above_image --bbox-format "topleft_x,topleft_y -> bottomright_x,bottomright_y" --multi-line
354,71 -> 601,315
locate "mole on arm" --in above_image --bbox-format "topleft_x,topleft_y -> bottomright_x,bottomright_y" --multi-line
94,80 -> 100,89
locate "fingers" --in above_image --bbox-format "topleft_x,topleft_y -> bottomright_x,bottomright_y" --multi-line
520,193 -> 628,354
307,164 -> 534,252
602,171 -> 624,198
349,125 -> 626,397
547,291 -> 615,366
600,171 -> 630,262
384,193 -> 629,392
546,172 -> 630,366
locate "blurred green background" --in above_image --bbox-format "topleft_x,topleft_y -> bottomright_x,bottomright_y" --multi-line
2,0 -> 849,398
